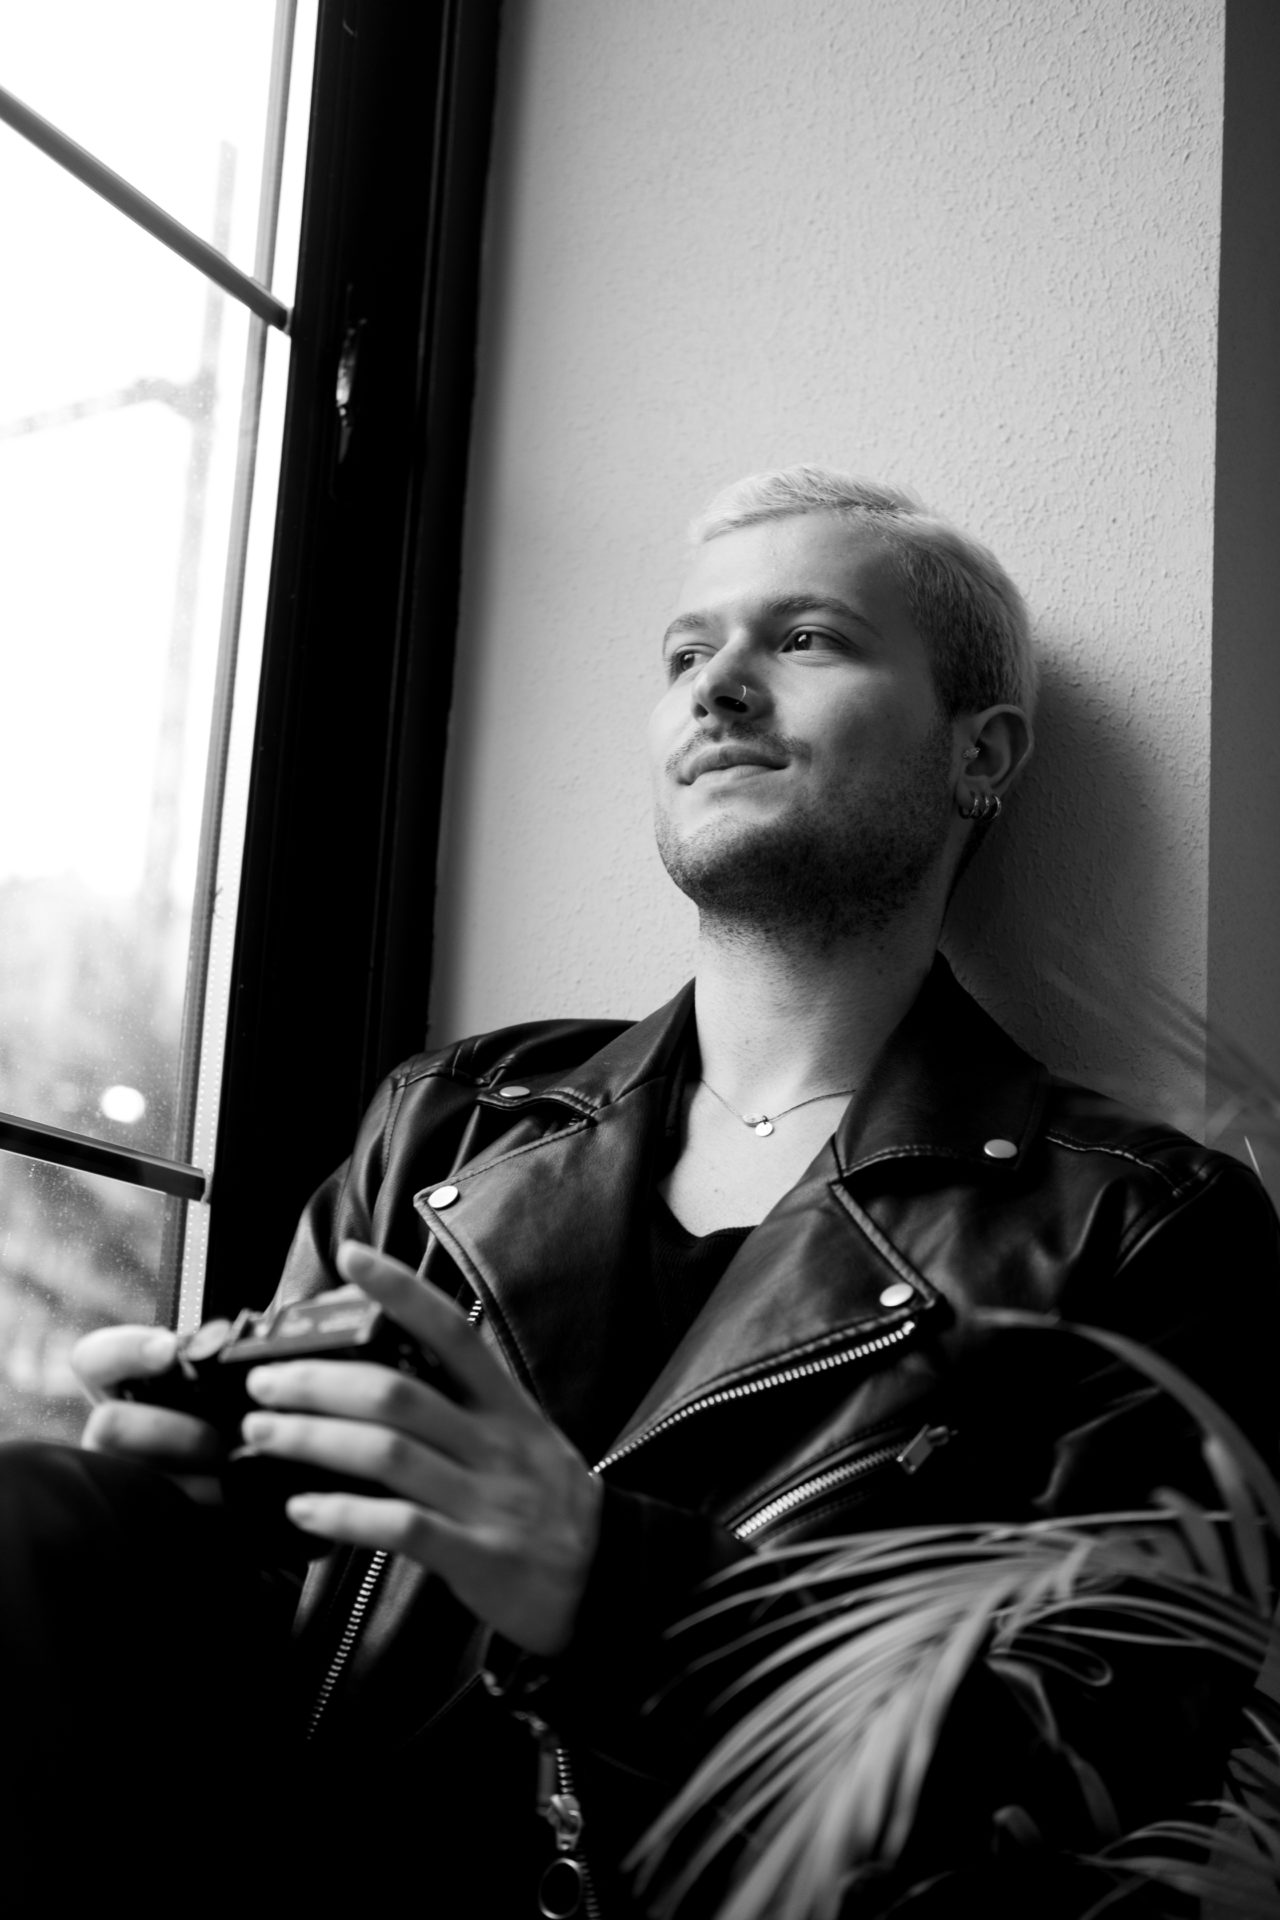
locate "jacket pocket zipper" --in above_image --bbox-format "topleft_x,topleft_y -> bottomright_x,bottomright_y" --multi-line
730,1422 -> 954,1540
592,1314 -> 921,1476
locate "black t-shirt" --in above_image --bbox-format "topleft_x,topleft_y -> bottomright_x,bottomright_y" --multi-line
650,1190 -> 752,1348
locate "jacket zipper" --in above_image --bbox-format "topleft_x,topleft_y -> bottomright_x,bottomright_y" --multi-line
520,1715 -> 602,1919
556,1747 -> 601,1920
308,1304 -> 920,1900
305,1546 -> 389,1740
731,1421 -> 954,1540
304,1293 -> 485,1741
591,1315 -> 919,1476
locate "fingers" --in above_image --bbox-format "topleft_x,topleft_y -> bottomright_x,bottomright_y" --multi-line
283,1489 -> 453,1565
72,1323 -> 179,1403
278,1478 -> 603,1657
81,1395 -> 225,1471
73,1322 -> 225,1471
335,1240 -> 522,1414
240,1408 -> 472,1517
245,1358 -> 475,1464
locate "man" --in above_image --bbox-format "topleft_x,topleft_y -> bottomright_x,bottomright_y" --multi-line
24,470 -> 1280,1911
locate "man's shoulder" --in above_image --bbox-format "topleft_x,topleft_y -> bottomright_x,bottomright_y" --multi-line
1038,1072 -> 1262,1211
384,1013 -> 644,1096
376,983 -> 696,1117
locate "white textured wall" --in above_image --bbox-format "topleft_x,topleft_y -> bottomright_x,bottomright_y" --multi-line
431,0 -> 1225,1125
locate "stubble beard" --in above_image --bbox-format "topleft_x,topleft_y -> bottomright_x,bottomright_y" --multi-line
654,716 -> 956,951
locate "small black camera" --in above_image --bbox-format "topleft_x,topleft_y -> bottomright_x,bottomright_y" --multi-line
120,1285 -> 460,1557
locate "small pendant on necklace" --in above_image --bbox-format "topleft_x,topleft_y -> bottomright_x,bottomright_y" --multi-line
752,1118 -> 774,1137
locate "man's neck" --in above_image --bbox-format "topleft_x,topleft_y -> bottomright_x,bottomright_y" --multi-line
690,908 -> 941,1117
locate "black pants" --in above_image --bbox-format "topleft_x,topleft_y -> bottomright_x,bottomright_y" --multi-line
0,1441 -> 301,1909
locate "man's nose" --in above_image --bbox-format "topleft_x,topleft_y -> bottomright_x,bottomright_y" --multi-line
691,655 -> 758,717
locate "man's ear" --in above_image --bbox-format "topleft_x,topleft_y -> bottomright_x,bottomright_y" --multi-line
954,704 -> 1033,802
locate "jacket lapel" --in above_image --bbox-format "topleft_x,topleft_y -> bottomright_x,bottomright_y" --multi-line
413,992 -> 692,1461
416,959 -> 1050,1464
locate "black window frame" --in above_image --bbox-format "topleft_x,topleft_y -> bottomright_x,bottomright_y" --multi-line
203,0 -> 503,1315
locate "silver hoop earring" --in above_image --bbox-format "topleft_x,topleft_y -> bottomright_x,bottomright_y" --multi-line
959,791 -> 1002,823
738,685 -> 750,704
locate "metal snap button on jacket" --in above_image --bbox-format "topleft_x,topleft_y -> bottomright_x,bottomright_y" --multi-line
427,1184 -> 459,1208
497,1085 -> 530,1099
879,1281 -> 914,1308
983,1138 -> 1017,1160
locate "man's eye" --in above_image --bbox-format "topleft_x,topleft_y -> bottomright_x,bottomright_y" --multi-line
783,627 -> 830,654
667,647 -> 703,679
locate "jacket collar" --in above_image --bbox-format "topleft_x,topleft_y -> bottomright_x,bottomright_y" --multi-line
472,955 -> 1048,1173
832,954 -> 1049,1172
468,981 -> 697,1141
415,957 -> 1050,1463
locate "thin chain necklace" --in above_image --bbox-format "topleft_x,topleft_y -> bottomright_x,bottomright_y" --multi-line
699,1078 -> 857,1138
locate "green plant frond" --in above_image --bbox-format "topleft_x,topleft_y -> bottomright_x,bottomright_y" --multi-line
1060,1744 -> 1122,1841
679,1506 -> 1240,1642
1007,1590 -> 1270,1667
701,1608 -> 978,1769
989,1653 -> 1062,1744
1045,942 -> 1280,1125
638,1308 -> 1280,1920
693,1550 -> 1073,1706
975,1308 -> 1280,1546
649,1568 -> 1064,1902
681,1522 -> 1167,1667
1086,1810 -> 1280,1913
1202,1429 -> 1275,1612
883,1600 -> 1007,1856
994,1631 -> 1114,1688
1150,1484 -> 1235,1586
699,1587 -> 989,1717
666,1532 -> 1029,1639
644,1625 -> 972,1895
1240,1704 -> 1280,1766
1232,1748 -> 1280,1806
653,1523 -> 1273,1901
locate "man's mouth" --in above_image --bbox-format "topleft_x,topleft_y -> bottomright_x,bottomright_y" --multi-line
680,742 -> 788,784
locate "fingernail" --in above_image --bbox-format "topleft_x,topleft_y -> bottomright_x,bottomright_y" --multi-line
287,1495 -> 320,1523
141,1331 -> 176,1367
242,1413 -> 273,1443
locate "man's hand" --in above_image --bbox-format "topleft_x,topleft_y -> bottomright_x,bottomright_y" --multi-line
73,1323 -> 225,1502
239,1241 -> 604,1657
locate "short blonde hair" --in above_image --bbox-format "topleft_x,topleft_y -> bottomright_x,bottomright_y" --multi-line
692,466 -> 1036,719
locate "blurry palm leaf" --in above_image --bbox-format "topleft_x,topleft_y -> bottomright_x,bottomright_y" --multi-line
1041,942 -> 1280,1205
635,1314 -> 1280,1920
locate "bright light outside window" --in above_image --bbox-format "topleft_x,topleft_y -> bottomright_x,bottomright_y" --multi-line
0,2 -> 317,1440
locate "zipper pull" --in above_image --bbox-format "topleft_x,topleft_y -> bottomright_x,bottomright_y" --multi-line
534,1724 -> 559,1819
547,1789 -> 584,1853
895,1423 -> 954,1475
521,1722 -> 587,1917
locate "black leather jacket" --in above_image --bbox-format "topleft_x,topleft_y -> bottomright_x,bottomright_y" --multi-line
277,959 -> 1280,1914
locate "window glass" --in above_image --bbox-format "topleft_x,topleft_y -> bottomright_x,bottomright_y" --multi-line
0,124 -> 253,1161
0,1151 -> 172,1445
3,0 -> 286,285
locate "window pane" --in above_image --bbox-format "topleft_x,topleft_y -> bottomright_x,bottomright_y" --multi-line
0,1150 -> 174,1445
0,129 -> 256,1162
3,0 -> 288,285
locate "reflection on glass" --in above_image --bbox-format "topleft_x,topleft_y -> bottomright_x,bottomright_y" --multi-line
0,1151 -> 174,1445
2,0 -> 286,283
0,126 -> 253,1161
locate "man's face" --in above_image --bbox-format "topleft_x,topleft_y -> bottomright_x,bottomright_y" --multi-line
648,512 -> 962,939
